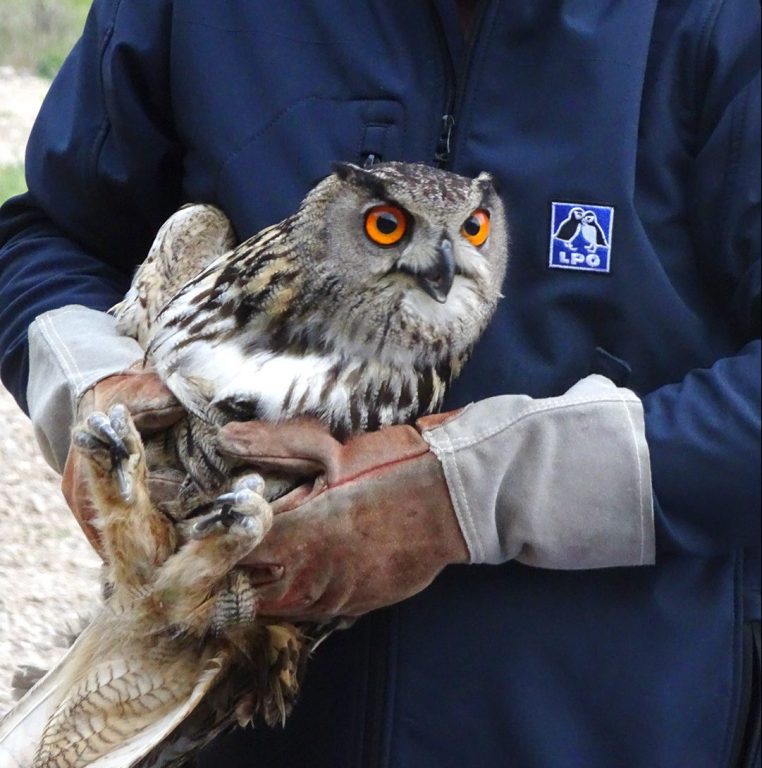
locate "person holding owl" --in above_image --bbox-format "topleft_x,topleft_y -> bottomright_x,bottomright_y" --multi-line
0,1 -> 759,767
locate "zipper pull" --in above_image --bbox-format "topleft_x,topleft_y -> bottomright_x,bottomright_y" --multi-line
435,114 -> 455,165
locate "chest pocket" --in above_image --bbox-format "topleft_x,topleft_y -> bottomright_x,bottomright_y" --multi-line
215,98 -> 404,237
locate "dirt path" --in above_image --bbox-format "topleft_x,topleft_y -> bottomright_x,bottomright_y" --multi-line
0,68 -> 102,717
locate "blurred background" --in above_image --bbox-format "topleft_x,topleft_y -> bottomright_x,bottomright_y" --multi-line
0,0 -> 101,716
0,0 -> 90,76
0,0 -> 89,196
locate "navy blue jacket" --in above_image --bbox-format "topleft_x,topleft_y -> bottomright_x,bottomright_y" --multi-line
0,1 -> 759,766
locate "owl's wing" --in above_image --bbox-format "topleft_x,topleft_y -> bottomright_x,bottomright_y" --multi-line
112,204 -> 236,348
0,620 -> 101,767
0,627 -> 232,768
84,652 -> 231,768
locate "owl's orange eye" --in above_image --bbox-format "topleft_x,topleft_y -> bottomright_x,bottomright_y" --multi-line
461,209 -> 490,247
364,205 -> 407,246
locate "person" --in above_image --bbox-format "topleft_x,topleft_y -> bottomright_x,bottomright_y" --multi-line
0,1 -> 759,766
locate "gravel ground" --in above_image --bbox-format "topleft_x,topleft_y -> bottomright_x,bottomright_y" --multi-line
0,68 -> 102,718
0,66 -> 50,166
0,386 -> 102,718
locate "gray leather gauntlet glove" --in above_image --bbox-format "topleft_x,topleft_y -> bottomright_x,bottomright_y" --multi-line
215,375 -> 653,622
218,415 -> 469,621
421,374 -> 654,568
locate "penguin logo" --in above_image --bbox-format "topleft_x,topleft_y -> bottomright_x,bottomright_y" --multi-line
549,201 -> 614,273
579,210 -> 608,253
553,207 -> 585,243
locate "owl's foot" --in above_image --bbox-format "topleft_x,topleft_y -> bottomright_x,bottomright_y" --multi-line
72,404 -> 137,502
149,476 -> 272,632
73,405 -> 177,598
184,473 -> 268,539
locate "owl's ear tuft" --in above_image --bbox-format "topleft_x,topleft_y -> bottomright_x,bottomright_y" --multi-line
474,171 -> 499,196
334,163 -> 388,199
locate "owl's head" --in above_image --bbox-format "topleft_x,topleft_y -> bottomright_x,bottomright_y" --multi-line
294,161 -> 508,369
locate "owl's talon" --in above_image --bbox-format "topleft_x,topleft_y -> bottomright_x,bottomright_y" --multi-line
73,405 -> 139,502
115,464 -> 133,503
86,410 -> 130,462
188,485 -> 271,541
189,509 -> 262,539
233,473 -> 266,496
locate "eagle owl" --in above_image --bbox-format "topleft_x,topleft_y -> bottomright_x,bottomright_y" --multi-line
0,162 -> 508,767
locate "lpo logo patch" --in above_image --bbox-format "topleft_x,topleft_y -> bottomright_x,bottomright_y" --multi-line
549,202 -> 614,273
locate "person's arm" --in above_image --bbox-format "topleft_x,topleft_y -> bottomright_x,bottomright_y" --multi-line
217,374 -> 654,621
645,343 -> 760,557
0,0 -> 181,470
424,2 -> 762,565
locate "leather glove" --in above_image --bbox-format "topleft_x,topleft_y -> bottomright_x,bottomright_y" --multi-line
216,414 -> 469,622
61,363 -> 186,553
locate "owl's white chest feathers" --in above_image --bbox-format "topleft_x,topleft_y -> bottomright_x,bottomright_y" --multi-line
156,335 -> 428,433
159,341 -> 333,419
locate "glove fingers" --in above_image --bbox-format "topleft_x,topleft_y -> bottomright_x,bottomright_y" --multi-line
270,481 -> 319,515
61,451 -> 105,557
330,425 -> 430,479
91,373 -> 184,434
218,419 -> 432,484
129,404 -> 186,433
217,418 -> 339,470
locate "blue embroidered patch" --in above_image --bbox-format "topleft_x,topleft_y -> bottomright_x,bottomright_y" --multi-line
548,202 -> 614,273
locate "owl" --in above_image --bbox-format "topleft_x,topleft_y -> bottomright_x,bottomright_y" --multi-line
122,161 -> 508,497
0,162 -> 508,767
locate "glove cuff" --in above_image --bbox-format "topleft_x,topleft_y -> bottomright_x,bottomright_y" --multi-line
419,375 -> 655,569
27,305 -> 145,472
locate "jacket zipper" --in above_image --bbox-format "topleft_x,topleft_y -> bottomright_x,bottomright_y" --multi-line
431,0 -> 492,169
430,1 -> 457,166
360,8 -> 493,765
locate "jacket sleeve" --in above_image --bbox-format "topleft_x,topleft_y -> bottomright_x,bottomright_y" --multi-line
643,2 -> 760,558
0,0 -> 181,413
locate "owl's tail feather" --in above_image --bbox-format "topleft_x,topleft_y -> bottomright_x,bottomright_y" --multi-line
259,623 -> 309,727
256,618 -> 354,729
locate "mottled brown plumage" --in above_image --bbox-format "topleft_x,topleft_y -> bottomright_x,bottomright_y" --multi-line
0,162 -> 508,766
134,162 -> 507,437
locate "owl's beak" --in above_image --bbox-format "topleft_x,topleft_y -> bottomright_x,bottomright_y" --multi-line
418,237 -> 455,303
